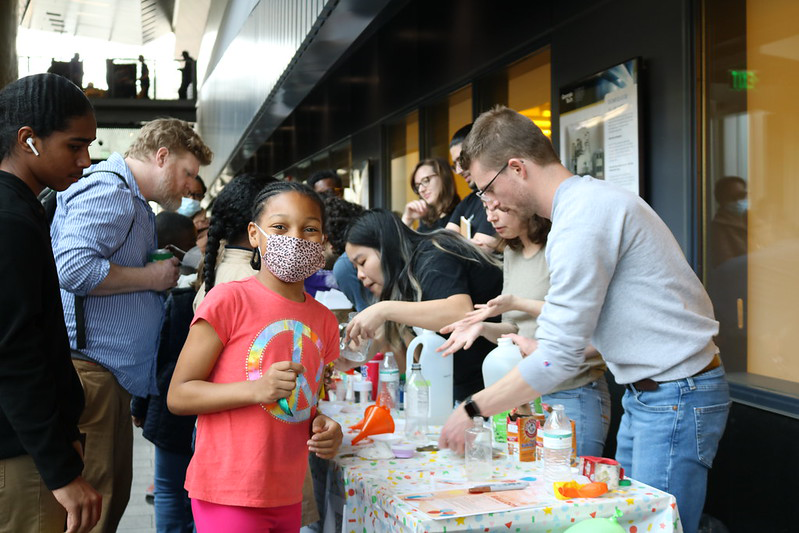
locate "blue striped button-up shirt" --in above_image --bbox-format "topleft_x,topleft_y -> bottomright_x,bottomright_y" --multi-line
52,153 -> 162,397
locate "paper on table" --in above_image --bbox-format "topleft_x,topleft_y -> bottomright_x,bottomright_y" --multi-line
399,481 -> 551,520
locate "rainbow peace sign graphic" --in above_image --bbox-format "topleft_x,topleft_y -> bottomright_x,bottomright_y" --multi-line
246,319 -> 324,423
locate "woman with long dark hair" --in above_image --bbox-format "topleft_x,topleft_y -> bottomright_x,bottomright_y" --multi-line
401,157 -> 460,232
345,209 -> 502,400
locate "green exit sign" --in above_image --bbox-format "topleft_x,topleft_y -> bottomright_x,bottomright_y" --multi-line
730,69 -> 758,91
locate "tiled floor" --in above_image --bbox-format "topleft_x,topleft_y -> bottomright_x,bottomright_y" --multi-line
118,427 -> 156,532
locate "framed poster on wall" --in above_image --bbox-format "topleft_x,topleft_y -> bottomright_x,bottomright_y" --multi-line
559,58 -> 642,195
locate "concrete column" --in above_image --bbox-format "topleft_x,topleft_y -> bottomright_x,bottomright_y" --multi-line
0,0 -> 19,89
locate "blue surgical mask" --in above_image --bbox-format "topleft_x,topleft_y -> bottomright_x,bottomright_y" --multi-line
725,199 -> 747,216
177,197 -> 202,217
734,199 -> 748,215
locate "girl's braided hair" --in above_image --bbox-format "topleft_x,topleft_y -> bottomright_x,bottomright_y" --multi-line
203,173 -> 273,291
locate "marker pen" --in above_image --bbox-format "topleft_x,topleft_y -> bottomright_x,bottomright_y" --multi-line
468,481 -> 529,494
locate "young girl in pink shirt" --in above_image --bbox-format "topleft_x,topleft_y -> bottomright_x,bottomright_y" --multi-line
168,181 -> 343,532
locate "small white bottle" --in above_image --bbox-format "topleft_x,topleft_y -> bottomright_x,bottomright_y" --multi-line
542,404 -> 573,482
353,380 -> 372,406
465,417 -> 493,481
404,363 -> 430,443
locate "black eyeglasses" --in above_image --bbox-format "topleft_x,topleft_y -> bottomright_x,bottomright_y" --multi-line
476,162 -> 508,199
413,174 -> 438,192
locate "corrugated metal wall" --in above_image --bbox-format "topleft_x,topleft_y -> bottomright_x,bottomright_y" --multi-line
197,0 -> 331,185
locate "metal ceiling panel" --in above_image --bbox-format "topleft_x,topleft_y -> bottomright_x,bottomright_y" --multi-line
18,0 -> 174,45
197,0 -> 396,184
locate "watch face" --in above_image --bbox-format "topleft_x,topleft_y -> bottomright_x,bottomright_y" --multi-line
464,398 -> 479,418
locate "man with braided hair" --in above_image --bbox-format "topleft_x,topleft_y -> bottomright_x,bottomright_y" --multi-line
0,73 -> 102,533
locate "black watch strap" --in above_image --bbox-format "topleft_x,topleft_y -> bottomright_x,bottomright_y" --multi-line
462,396 -> 483,419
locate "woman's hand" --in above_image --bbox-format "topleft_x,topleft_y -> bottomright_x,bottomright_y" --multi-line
401,199 -> 428,226
471,294 -> 516,320
308,414 -> 343,459
345,302 -> 386,344
253,361 -> 305,404
439,295 -> 517,333
502,333 -> 538,356
437,321 -> 484,356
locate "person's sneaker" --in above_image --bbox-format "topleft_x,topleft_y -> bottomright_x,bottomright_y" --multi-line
145,483 -> 155,504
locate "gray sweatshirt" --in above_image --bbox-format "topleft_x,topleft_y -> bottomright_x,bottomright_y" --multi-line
519,176 -> 719,394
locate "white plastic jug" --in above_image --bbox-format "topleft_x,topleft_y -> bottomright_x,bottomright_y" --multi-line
404,329 -> 453,425
481,337 -> 523,388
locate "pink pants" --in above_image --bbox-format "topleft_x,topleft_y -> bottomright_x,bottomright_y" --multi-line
191,498 -> 302,533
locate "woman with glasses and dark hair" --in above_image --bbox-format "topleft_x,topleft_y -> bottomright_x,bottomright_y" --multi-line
401,157 -> 460,232
344,209 -> 502,401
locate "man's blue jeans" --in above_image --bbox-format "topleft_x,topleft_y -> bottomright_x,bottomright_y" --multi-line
615,365 -> 730,533
154,446 -> 194,533
542,374 -> 610,457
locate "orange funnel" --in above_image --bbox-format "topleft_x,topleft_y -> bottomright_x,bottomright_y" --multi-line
351,405 -> 394,445
349,404 -> 378,430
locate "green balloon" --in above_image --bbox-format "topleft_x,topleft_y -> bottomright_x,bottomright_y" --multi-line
564,508 -> 625,533
564,518 -> 626,533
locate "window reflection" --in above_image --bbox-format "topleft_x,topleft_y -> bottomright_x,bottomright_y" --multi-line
704,0 -> 799,383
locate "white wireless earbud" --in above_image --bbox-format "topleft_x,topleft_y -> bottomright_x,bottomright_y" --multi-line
26,137 -> 40,157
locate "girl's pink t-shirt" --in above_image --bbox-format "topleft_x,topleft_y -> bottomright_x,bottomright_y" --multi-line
185,276 -> 339,508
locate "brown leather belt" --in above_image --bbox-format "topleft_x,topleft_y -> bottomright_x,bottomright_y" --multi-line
629,354 -> 721,392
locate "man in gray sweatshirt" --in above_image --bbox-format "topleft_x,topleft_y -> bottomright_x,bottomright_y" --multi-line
438,106 -> 729,533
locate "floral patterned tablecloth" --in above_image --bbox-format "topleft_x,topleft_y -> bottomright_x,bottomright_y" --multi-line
317,401 -> 683,533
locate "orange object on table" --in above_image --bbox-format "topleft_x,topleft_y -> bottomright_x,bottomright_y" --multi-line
350,404 -> 394,445
554,481 -> 608,500
349,404 -> 378,430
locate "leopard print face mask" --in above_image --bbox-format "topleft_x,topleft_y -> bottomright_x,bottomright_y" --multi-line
255,225 -> 325,283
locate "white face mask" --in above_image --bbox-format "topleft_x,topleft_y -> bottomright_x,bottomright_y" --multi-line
255,224 -> 325,283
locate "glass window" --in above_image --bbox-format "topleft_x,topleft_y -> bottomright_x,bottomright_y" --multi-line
508,48 -> 552,139
474,47 -> 552,139
387,110 -> 420,215
423,85 -> 474,201
703,0 -> 799,387
277,140 -> 354,199
88,128 -> 140,161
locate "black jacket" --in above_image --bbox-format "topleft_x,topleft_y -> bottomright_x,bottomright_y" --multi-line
0,170 -> 84,490
131,287 -> 197,455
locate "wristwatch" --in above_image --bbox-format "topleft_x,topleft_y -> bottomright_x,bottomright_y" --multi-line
462,395 -> 485,419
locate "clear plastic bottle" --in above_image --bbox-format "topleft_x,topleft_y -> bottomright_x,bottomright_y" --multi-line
542,404 -> 574,482
404,363 -> 430,443
376,351 -> 399,409
465,417 -> 493,481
